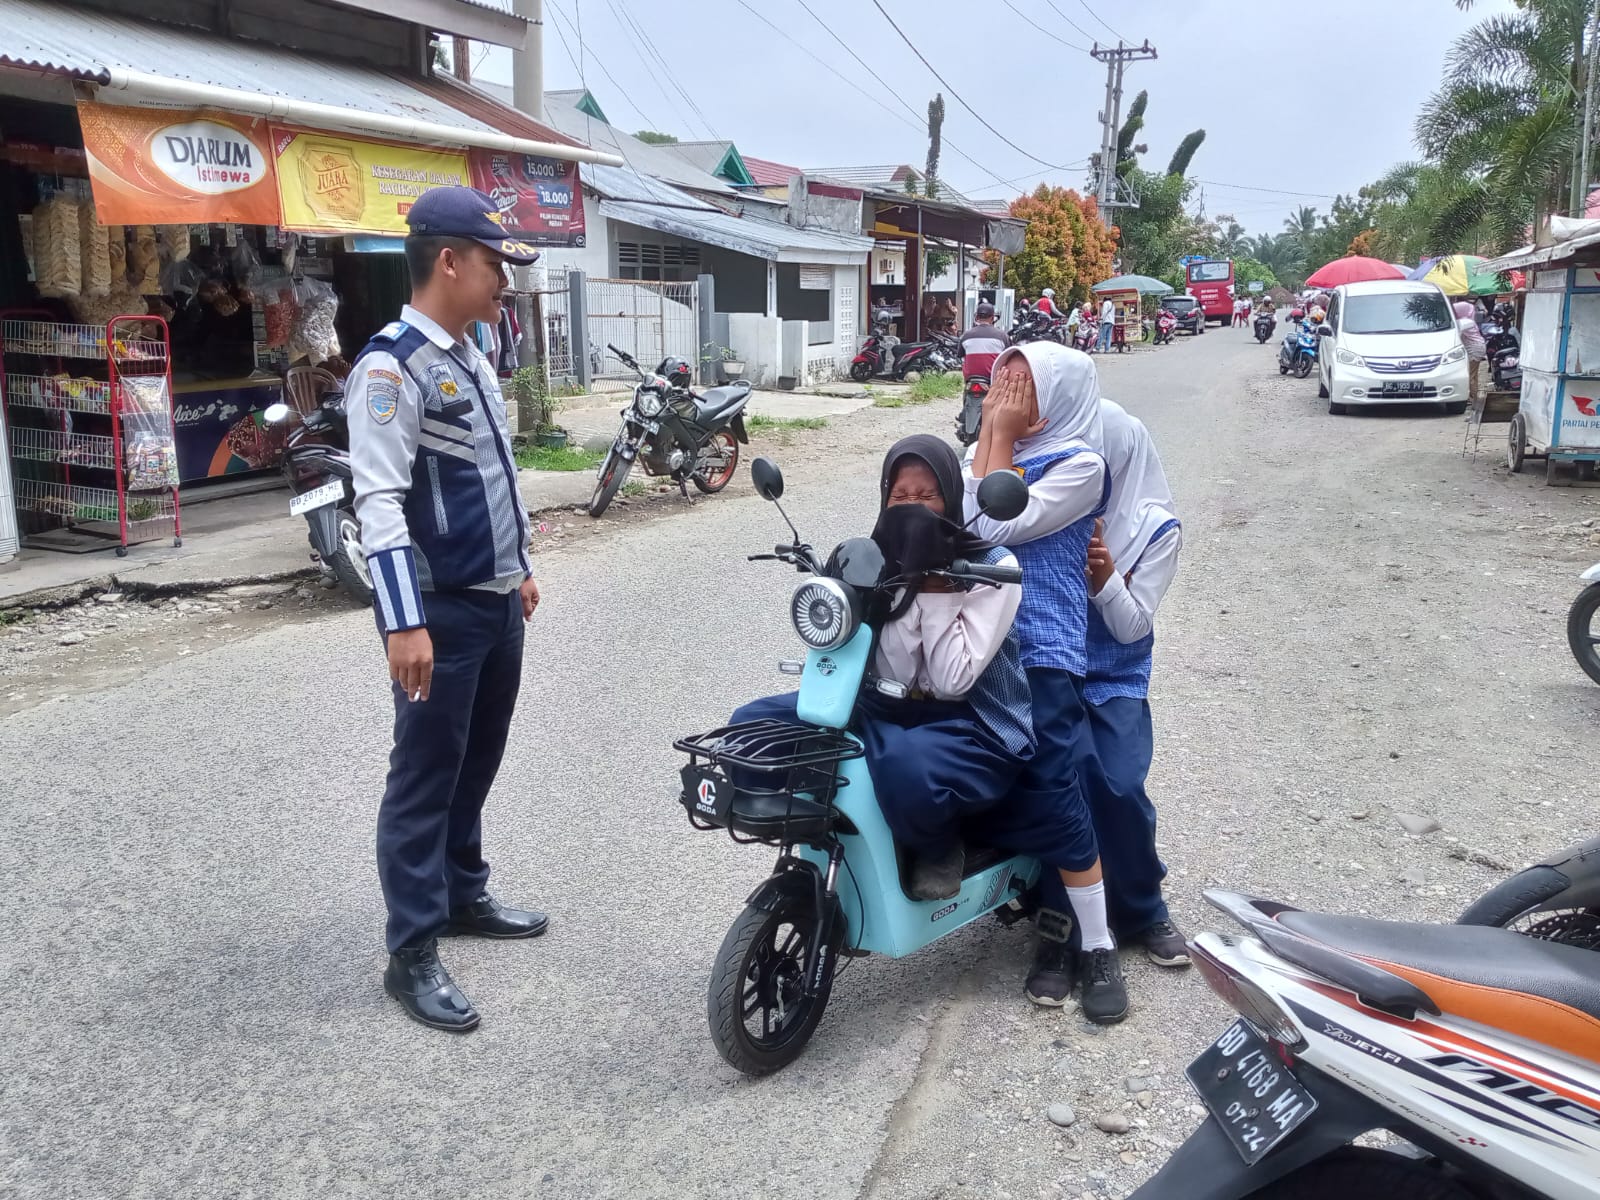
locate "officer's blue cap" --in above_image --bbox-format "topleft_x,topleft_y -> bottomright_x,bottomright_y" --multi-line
406,185 -> 540,264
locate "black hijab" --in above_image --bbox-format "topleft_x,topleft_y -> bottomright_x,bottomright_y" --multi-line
870,436 -> 991,617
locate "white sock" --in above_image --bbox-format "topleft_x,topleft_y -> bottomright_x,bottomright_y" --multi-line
1065,881 -> 1115,951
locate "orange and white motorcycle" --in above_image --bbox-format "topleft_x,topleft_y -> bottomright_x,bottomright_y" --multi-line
1132,837 -> 1600,1200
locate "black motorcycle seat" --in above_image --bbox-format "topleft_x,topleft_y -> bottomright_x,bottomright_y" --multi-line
1277,911 -> 1600,1055
694,382 -> 751,419
729,788 -> 833,842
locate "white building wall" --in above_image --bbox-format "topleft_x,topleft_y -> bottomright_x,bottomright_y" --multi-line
728,313 -> 782,387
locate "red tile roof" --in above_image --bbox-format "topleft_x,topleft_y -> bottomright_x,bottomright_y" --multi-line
741,154 -> 799,188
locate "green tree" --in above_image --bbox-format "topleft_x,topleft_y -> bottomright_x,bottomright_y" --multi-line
1248,232 -> 1307,291
1362,161 -> 1479,262
983,186 -> 1116,306
1166,129 -> 1207,178
1116,90 -> 1149,167
1418,0 -> 1592,249
924,93 -> 945,199
634,130 -> 679,145
1231,256 -> 1279,295
1214,215 -> 1248,258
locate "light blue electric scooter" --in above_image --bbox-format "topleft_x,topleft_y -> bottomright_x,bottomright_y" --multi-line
674,457 -> 1041,1075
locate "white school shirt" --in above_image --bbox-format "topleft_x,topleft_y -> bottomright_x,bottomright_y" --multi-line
961,454 -> 1105,545
875,554 -> 1022,698
1089,526 -> 1182,643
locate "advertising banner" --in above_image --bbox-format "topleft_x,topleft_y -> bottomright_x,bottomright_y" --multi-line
76,101 -> 280,225
469,151 -> 586,246
272,127 -> 468,235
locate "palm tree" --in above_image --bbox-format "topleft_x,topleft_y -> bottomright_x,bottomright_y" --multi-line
1282,205 -> 1319,244
1249,233 -> 1307,290
1214,216 -> 1248,258
1419,0 -> 1591,250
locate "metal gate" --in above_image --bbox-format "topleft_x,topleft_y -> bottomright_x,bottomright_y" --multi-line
539,267 -> 576,382
585,277 -> 699,393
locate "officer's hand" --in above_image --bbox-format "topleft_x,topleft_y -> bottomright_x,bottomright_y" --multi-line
520,576 -> 541,621
388,628 -> 434,702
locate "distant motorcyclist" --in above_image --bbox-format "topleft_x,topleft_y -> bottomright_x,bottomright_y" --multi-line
959,301 -> 1010,381
1035,288 -> 1060,318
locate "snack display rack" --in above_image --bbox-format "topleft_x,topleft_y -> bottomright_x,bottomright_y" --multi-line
0,310 -> 181,555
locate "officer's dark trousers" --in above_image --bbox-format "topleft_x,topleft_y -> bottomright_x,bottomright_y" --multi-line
376,589 -> 523,952
1081,696 -> 1168,935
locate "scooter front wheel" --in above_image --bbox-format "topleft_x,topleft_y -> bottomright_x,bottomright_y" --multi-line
1295,357 -> 1314,379
708,897 -> 838,1075
848,360 -> 873,383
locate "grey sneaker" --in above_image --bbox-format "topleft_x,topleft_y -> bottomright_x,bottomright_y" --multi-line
910,843 -> 964,901
1078,947 -> 1129,1025
1134,919 -> 1191,968
1025,908 -> 1077,1007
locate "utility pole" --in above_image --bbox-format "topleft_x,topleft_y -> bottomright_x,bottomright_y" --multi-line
1088,41 -> 1158,209
1578,2 -> 1600,220
512,0 -> 544,122
451,35 -> 472,84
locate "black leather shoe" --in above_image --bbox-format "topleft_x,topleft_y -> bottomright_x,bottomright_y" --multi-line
445,892 -> 550,940
384,939 -> 480,1032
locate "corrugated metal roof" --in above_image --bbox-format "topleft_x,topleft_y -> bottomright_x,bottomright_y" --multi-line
583,163 -> 717,209
742,154 -> 800,188
808,163 -> 979,211
406,71 -> 586,152
598,199 -> 871,263
0,0 -> 509,138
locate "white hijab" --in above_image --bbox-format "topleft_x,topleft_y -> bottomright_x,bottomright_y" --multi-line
993,342 -> 1103,464
1099,399 -> 1179,566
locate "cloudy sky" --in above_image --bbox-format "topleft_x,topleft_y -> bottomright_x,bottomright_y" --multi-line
476,0 -> 1517,235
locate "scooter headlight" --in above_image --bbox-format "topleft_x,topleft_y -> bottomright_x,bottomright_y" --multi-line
790,577 -> 857,651
636,387 -> 665,417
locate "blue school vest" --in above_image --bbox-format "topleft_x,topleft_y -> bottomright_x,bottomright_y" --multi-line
961,545 -> 1035,757
1008,448 -> 1110,676
1083,520 -> 1181,705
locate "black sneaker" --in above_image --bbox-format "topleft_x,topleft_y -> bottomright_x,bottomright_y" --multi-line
1025,908 -> 1076,1007
1078,947 -> 1129,1024
1134,919 -> 1191,968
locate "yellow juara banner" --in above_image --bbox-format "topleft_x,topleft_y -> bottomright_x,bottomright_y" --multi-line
271,126 -> 468,235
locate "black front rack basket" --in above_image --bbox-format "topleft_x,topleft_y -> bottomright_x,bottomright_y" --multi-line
673,718 -> 864,846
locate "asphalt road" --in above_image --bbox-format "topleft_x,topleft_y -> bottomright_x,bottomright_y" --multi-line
5,325 -> 1599,1200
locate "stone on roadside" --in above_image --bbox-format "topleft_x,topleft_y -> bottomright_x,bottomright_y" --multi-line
1349,809 -> 1370,820
1119,1151 -> 1138,1166
58,631 -> 85,646
225,583 -> 289,597
1136,1091 -> 1155,1109
95,592 -> 123,604
1124,1076 -> 1154,1094
1396,813 -> 1442,836
1047,1102 -> 1077,1128
1094,1112 -> 1131,1135
256,600 -> 275,611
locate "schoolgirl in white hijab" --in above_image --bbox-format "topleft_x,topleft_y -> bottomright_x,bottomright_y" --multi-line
962,341 -> 1127,1026
1082,399 -> 1187,972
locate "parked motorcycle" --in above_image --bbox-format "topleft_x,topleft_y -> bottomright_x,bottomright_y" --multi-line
1567,563 -> 1600,685
262,390 -> 372,604
1129,868 -> 1600,1199
1278,319 -> 1319,379
1010,309 -> 1062,346
674,459 -> 1033,1075
849,327 -> 945,381
1153,310 -> 1178,346
1073,315 -> 1099,353
1253,310 -> 1277,344
956,373 -> 988,446
1485,309 -> 1522,393
587,345 -> 751,518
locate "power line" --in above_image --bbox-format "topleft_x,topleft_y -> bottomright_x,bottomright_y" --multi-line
1041,0 -> 1098,43
611,0 -> 722,141
869,0 -> 1079,172
1077,0 -> 1128,43
1001,0 -> 1089,51
544,4 -> 583,76
1193,178 -> 1338,200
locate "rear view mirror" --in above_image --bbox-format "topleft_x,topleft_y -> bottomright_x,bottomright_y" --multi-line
975,470 -> 1029,522
1316,325 -> 1333,336
751,457 -> 784,501
831,536 -> 885,589
262,402 -> 292,424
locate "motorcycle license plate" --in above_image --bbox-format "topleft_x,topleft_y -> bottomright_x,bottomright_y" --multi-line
289,479 -> 344,515
1185,1020 -> 1318,1165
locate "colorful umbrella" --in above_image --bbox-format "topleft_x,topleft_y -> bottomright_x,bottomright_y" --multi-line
1407,255 -> 1522,296
1304,256 -> 1407,289
1092,274 -> 1173,295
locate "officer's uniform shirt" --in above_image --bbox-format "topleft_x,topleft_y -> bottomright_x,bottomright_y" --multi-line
347,304 -> 530,633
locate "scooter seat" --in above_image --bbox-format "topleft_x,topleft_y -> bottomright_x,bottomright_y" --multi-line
694,382 -> 751,421
1277,911 -> 1600,1060
729,788 -> 834,842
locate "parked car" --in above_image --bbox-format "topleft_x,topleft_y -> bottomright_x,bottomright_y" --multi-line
1316,280 -> 1469,416
1159,294 -> 1205,336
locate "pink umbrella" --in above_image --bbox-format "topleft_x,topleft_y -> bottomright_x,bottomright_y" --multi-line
1304,256 -> 1408,289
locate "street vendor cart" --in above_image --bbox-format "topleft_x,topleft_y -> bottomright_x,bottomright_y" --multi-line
1092,274 -> 1174,354
1490,220 -> 1600,484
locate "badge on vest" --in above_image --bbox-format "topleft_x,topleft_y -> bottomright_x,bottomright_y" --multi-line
425,360 -> 460,400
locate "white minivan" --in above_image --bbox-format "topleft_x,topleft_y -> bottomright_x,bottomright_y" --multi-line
1316,280 -> 1469,416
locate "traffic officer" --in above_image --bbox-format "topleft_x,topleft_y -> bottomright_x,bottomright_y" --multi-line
346,185 -> 545,1032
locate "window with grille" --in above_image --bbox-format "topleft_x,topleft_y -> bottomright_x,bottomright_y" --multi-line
617,240 -> 701,281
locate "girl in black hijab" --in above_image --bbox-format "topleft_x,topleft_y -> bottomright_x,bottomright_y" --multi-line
732,436 -> 1035,901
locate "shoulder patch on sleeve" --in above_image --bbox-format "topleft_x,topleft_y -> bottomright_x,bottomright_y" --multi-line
373,321 -> 409,342
366,371 -> 401,424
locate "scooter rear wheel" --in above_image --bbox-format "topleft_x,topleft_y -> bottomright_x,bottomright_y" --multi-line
709,897 -> 839,1075
691,430 -> 739,494
329,507 -> 374,605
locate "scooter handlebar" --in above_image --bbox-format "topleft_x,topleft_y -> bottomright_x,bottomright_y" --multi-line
948,558 -> 1023,585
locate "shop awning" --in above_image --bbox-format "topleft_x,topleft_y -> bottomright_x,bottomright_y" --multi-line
596,199 -> 872,265
0,0 -> 620,165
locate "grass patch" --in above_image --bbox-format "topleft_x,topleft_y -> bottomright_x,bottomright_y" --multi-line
873,393 -> 907,408
748,413 -> 828,432
515,444 -> 604,472
908,372 -> 961,403
620,480 -> 649,498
